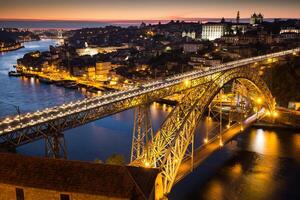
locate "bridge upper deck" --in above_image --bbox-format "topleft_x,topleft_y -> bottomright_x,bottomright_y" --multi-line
0,48 -> 299,142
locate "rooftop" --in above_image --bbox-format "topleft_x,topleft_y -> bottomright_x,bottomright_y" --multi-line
0,152 -> 159,200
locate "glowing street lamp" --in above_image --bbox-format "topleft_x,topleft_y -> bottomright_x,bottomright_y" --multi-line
256,97 -> 263,105
272,111 -> 278,118
144,160 -> 150,168
184,79 -> 190,86
219,139 -> 223,147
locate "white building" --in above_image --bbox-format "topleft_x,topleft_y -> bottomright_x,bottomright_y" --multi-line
202,23 -> 228,41
250,13 -> 263,25
182,30 -> 196,39
280,27 -> 300,34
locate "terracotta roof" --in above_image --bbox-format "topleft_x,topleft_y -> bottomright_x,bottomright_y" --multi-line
0,153 -> 159,200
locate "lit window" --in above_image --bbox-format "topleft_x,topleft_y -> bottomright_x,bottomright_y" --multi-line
16,188 -> 24,200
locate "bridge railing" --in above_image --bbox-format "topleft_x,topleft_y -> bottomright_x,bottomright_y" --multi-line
0,48 -> 299,135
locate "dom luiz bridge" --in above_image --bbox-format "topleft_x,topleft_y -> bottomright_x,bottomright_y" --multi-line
0,48 -> 300,199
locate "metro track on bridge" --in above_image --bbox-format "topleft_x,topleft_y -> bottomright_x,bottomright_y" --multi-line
0,48 -> 299,147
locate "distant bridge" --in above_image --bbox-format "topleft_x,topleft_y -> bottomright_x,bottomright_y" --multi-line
0,48 -> 299,199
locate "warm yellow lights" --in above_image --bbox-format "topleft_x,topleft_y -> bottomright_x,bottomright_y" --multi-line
204,138 -> 208,144
256,97 -> 263,105
272,111 -> 278,118
240,126 -> 244,131
184,79 -> 190,86
219,140 -> 223,147
144,160 -> 150,168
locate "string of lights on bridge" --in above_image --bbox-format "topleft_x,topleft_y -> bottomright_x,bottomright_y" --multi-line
0,48 -> 299,134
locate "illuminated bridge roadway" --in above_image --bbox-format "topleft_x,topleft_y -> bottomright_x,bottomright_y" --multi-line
0,48 -> 298,146
0,48 -> 299,199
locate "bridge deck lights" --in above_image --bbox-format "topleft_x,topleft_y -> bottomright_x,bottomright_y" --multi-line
240,126 -> 244,131
219,140 -> 224,147
184,79 -> 190,86
144,161 -> 150,168
256,97 -> 263,105
204,138 -> 208,144
272,111 -> 278,118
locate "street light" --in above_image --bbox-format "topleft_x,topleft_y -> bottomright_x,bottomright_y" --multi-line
144,160 -> 150,168
184,79 -> 190,86
0,101 -> 21,127
272,111 -> 278,118
219,139 -> 223,147
256,97 -> 263,105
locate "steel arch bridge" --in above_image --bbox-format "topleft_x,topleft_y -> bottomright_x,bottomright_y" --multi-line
0,48 -> 298,147
0,48 -> 298,188
130,65 -> 276,197
0,48 -> 300,198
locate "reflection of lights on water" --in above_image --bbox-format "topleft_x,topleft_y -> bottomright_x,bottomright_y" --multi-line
292,134 -> 300,153
251,129 -> 279,156
30,77 -> 35,84
151,102 -> 173,113
205,180 -> 223,200
254,129 -> 265,154
230,163 -> 242,178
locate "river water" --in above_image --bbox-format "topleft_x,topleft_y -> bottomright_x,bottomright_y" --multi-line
0,40 -> 299,200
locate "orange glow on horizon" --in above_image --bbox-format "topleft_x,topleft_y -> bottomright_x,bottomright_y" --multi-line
1,2 -> 300,21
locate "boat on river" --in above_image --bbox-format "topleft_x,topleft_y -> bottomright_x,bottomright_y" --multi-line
39,77 -> 53,84
54,80 -> 65,86
8,71 -> 22,77
64,80 -> 78,89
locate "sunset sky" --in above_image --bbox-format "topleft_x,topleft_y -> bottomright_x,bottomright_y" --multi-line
1,0 -> 300,21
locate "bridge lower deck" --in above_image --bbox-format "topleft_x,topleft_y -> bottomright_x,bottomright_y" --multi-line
175,112 -> 261,183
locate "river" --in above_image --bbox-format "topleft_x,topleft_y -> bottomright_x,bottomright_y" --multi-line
0,39 -> 299,200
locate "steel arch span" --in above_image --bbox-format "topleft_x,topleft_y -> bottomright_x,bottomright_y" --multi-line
131,65 -> 276,197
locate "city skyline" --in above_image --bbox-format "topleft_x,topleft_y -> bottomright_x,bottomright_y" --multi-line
1,0 -> 300,21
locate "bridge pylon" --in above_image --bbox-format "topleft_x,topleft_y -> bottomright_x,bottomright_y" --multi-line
130,104 -> 153,163
45,132 -> 67,159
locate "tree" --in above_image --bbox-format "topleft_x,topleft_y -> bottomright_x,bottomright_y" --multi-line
105,154 -> 126,165
94,158 -> 103,164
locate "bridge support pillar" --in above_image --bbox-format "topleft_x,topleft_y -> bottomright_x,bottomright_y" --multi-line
131,104 -> 153,162
45,132 -> 67,159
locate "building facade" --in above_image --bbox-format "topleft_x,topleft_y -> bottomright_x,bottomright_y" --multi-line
201,23 -> 228,41
250,13 -> 263,25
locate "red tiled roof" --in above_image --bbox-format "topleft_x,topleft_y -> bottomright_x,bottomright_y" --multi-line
0,153 -> 159,200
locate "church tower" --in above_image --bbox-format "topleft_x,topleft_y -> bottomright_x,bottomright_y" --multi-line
236,11 -> 240,24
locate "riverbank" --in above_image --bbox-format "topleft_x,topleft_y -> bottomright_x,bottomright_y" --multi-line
0,44 -> 24,53
12,68 -> 121,95
252,121 -> 300,130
